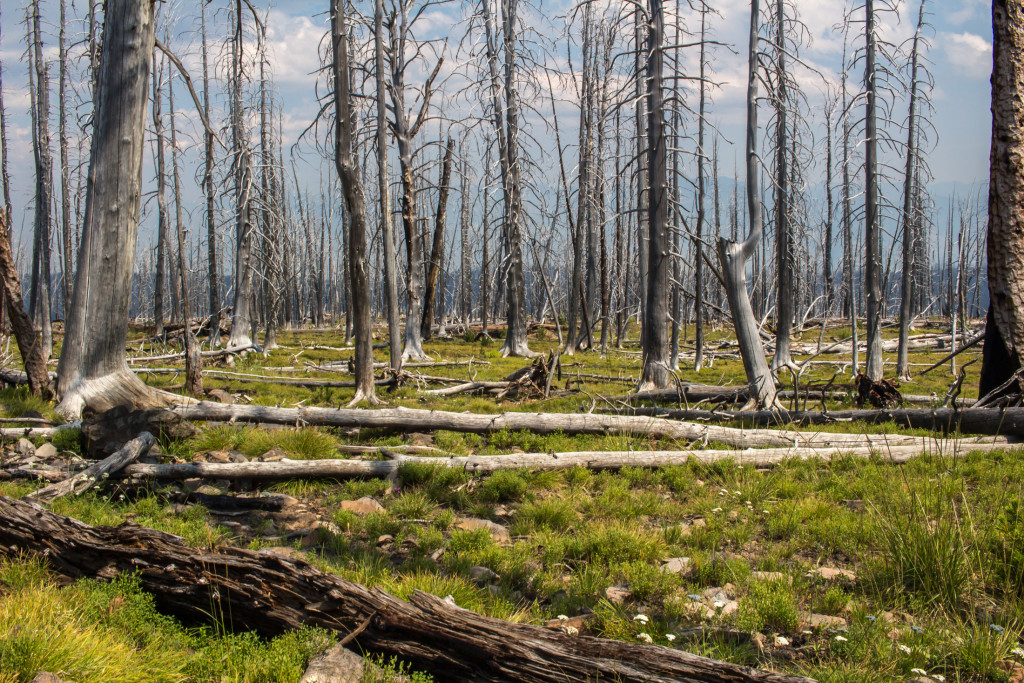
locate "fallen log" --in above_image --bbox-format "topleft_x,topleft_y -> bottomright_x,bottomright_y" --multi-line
171,402 -> 986,450
127,437 -> 1014,481
126,344 -> 255,364
0,496 -> 813,683
27,432 -> 154,504
0,422 -> 81,440
606,406 -> 1024,436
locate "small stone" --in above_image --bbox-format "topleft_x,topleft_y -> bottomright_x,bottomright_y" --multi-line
16,438 -> 35,457
808,566 -> 857,583
408,432 -> 434,447
196,485 -> 225,496
34,443 -> 57,460
775,635 -> 791,647
261,546 -> 303,560
205,449 -> 248,464
605,584 -> 632,605
469,566 -> 499,584
31,674 -> 75,683
659,557 -> 691,575
299,643 -> 365,683
487,584 -> 502,596
998,660 -> 1024,683
376,534 -> 394,546
181,478 -> 204,492
260,446 -> 289,462
809,613 -> 848,629
727,510 -> 739,521
544,614 -> 593,630
340,496 -> 385,515
207,388 -> 235,405
455,517 -> 510,543
720,600 -> 739,617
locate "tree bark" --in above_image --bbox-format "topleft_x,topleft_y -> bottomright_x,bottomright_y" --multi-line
55,0 -> 172,419
28,432 -> 154,505
228,0 -> 255,350
28,0 -> 53,360
201,2 -> 220,346
981,0 -> 1024,399
639,0 -> 671,390
152,61 -> 169,339
0,211 -> 49,396
718,0 -> 777,408
0,495 -> 813,683
333,0 -> 378,406
863,0 -> 884,379
422,137 -> 454,340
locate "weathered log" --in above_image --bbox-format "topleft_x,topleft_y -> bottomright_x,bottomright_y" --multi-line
606,406 -> 1024,436
170,402 -> 982,450
27,432 -> 154,504
0,422 -> 81,440
126,438 -> 1012,481
126,344 -> 255,364
0,496 -> 813,683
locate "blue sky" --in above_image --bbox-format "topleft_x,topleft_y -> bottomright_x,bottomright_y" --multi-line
0,0 -> 996,261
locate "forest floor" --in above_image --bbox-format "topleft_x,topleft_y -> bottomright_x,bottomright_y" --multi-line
2,319 -> 1023,683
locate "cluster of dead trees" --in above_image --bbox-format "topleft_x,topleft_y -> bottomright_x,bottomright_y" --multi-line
0,0 -> 1020,416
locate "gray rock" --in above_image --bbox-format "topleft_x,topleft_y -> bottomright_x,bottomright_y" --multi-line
605,584 -> 632,605
454,517 -> 509,543
31,674 -> 75,683
470,566 -> 499,584
34,443 -> 57,460
17,438 -> 35,457
340,496 -> 385,515
659,557 -> 691,575
300,644 -> 365,683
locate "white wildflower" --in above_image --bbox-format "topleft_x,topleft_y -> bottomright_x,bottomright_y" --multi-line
933,676 -> 945,682
564,626 -> 579,636
636,633 -> 653,644
1012,646 -> 1024,659
711,507 -> 723,513
633,614 -> 649,624
897,644 -> 912,654
557,615 -> 569,621
833,635 -> 848,642
911,669 -> 927,676
665,634 -> 676,642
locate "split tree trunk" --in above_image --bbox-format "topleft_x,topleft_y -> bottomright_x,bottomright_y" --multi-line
718,0 -> 777,408
422,137 -> 454,340
0,211 -> 49,396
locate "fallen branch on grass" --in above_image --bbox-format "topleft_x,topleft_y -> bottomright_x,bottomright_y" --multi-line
126,344 -> 255,364
170,402 -> 994,450
605,406 -> 1024,436
125,438 -> 1015,481
0,496 -> 813,683
0,421 -> 81,440
27,432 -> 154,504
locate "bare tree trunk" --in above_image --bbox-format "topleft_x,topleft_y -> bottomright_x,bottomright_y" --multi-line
333,0 -> 379,405
841,49 -> 859,374
864,0 -> 884,379
167,57 -> 202,397
896,1 -> 926,381
422,137 -> 454,340
152,61 -> 168,340
771,0 -> 794,373
228,0 -> 254,350
375,0 -> 401,373
28,1 -> 53,359
459,150 -> 471,322
200,3 -> 220,347
717,0 -> 776,408
58,0 -> 73,317
979,0 -> 1024,400
694,5 -> 708,371
823,98 -> 835,314
55,0 -> 171,419
638,0 -> 670,390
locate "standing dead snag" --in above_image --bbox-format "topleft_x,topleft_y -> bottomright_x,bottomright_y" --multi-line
332,0 -> 378,406
981,0 -> 1024,400
55,0 -> 173,419
718,0 -> 777,408
0,496 -> 815,683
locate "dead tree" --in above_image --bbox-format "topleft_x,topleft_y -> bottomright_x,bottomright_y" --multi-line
27,0 -> 53,359
227,0 -> 256,350
201,1 -> 220,346
374,0 -> 402,373
981,0 -> 1024,399
638,0 -> 671,390
333,0 -> 379,405
167,47 -> 202,397
422,137 -> 454,340
57,0 -> 73,314
384,0 -> 444,361
896,0 -> 932,380
55,0 -> 171,418
717,0 -> 777,408
152,59 -> 169,339
0,212 -> 49,396
863,0 -> 884,379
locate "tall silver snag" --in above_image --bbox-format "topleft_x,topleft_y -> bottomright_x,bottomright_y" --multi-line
56,0 -> 171,419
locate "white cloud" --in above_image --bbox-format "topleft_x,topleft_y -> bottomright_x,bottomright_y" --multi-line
942,31 -> 991,79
